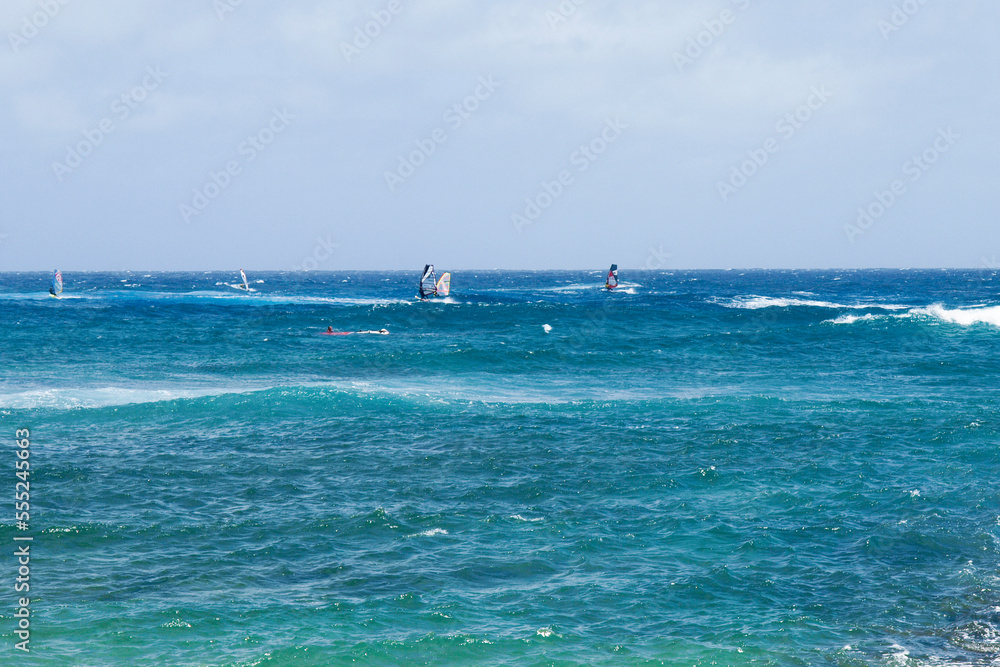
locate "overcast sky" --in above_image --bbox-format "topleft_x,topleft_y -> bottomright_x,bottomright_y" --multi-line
1,0 -> 996,271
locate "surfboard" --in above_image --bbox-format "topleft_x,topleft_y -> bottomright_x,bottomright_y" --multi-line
322,329 -> 389,336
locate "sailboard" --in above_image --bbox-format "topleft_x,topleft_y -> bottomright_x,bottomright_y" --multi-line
227,269 -> 255,292
605,264 -> 619,290
50,270 -> 63,298
419,264 -> 438,299
419,265 -> 452,299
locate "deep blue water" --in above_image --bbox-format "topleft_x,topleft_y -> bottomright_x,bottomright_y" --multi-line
1,269 -> 999,665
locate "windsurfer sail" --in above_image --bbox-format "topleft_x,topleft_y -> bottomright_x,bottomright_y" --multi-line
605,264 -> 619,290
419,265 -> 435,299
420,264 -> 451,299
240,269 -> 249,291
435,272 -> 451,297
49,270 -> 63,298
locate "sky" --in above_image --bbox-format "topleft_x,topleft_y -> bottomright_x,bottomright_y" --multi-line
0,0 -> 997,271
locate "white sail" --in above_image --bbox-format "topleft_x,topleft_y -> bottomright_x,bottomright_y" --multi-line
435,272 -> 451,297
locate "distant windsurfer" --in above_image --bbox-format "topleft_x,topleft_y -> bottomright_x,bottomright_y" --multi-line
50,269 -> 63,298
605,264 -> 619,290
322,327 -> 389,335
419,264 -> 435,300
419,264 -> 451,300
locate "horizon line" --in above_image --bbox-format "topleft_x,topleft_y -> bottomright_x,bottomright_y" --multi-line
0,267 -> 995,274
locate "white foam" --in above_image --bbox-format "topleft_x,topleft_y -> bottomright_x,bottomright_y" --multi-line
716,296 -> 910,311
717,296 -> 846,309
825,314 -> 879,325
410,528 -> 448,538
510,515 -> 543,522
888,644 -> 910,666
545,283 -> 604,293
912,304 -> 1000,327
0,386 -> 255,410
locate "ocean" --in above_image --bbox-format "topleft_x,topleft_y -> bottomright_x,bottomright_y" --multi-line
2,269 -> 999,665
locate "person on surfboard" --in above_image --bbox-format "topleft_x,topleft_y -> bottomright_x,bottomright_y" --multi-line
322,327 -> 389,335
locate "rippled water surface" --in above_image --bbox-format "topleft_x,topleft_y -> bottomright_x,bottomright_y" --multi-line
2,270 -> 999,665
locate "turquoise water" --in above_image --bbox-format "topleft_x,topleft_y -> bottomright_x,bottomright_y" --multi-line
2,270 -> 999,665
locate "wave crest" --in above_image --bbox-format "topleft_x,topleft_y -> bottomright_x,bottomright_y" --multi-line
912,304 -> 1000,327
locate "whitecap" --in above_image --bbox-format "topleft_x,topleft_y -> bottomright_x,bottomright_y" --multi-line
887,644 -> 910,665
911,304 -> 1000,327
410,528 -> 448,538
717,296 -> 847,309
715,296 -> 910,311
825,314 -> 879,325
0,386 -> 258,410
